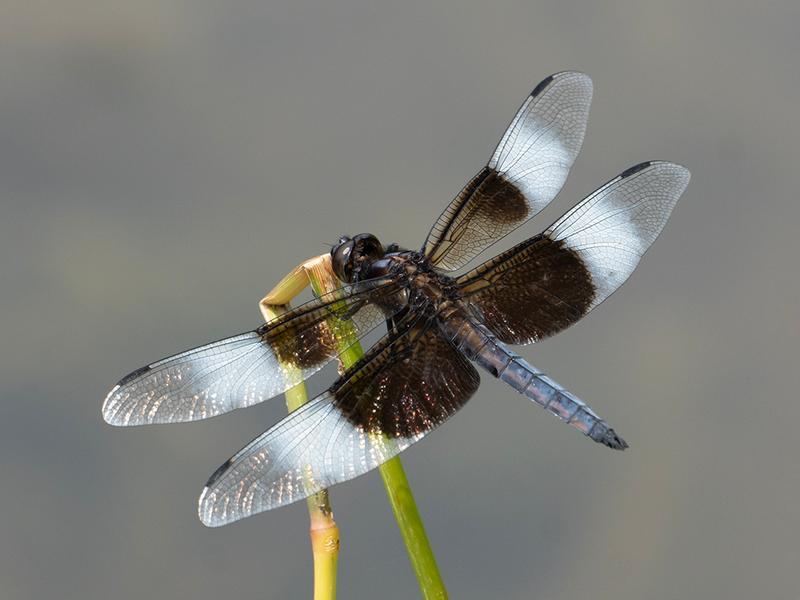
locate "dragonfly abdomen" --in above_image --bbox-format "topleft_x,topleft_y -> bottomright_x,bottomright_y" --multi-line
441,315 -> 627,450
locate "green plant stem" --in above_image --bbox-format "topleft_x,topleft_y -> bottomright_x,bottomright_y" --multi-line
379,457 -> 447,599
306,261 -> 448,600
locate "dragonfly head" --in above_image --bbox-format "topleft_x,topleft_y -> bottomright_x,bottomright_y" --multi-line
331,233 -> 385,283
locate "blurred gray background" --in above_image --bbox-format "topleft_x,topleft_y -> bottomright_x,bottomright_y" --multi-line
2,1 -> 798,599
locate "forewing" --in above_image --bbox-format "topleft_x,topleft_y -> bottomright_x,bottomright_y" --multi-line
102,277 -> 406,426
458,161 -> 690,344
423,72 -> 592,271
198,317 -> 480,525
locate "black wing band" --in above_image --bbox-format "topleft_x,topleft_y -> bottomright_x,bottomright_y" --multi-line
102,276 -> 406,426
198,313 -> 480,525
458,162 -> 690,345
423,72 -> 592,271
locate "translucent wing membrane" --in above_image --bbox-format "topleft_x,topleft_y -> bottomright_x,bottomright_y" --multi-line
458,161 -> 690,344
423,72 -> 593,271
102,277 -> 406,426
198,316 -> 480,525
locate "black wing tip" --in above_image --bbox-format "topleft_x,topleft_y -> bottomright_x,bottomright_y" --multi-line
531,71 -> 592,99
531,74 -> 556,98
205,458 -> 234,488
619,160 -> 692,183
116,364 -> 152,387
620,161 -> 654,178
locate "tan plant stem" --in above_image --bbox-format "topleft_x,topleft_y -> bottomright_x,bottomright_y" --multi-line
261,254 -> 447,599
261,259 -> 340,600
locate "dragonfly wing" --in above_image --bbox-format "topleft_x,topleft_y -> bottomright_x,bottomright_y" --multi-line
102,276 -> 406,426
423,72 -> 593,271
458,161 -> 690,344
198,314 -> 479,525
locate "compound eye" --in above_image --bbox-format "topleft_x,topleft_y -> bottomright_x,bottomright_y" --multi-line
332,241 -> 355,281
354,234 -> 384,260
365,239 -> 381,257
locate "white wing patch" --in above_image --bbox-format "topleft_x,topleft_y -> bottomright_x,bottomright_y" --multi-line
549,161 -> 690,306
489,71 -> 593,215
197,392 -> 417,526
102,332 -> 292,426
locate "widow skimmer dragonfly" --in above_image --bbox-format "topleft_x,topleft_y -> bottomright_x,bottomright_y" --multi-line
103,72 -> 690,527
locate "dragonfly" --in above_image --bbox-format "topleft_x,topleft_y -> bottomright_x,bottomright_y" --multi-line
103,72 -> 690,527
